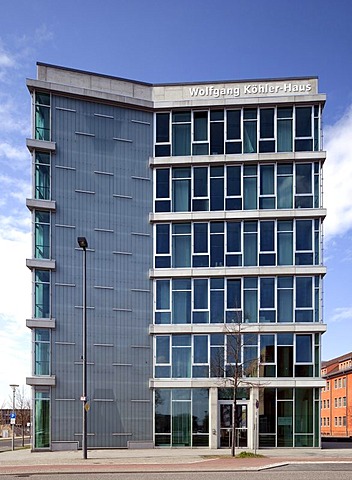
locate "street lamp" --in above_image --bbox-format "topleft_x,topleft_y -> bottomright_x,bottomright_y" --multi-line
77,237 -> 88,459
9,384 -> 19,451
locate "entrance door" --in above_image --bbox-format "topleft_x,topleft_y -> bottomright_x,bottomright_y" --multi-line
219,402 -> 248,448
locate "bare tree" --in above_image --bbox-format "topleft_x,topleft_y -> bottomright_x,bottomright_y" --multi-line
211,313 -> 262,457
14,387 -> 31,447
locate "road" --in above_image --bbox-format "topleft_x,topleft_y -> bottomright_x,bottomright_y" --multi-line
1,466 -> 352,480
0,437 -> 31,452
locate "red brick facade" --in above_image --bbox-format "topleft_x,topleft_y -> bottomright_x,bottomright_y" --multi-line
321,352 -> 352,438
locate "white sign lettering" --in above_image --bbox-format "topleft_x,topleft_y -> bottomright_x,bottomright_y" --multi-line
189,82 -> 312,98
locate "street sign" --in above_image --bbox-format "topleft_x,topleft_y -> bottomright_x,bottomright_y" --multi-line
10,418 -> 16,425
10,413 -> 16,419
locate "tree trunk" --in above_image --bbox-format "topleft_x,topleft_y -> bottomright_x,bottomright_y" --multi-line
231,395 -> 237,457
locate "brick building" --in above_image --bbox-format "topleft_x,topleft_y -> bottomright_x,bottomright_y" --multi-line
321,352 -> 352,438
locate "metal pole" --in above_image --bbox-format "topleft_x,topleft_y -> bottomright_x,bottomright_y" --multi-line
82,245 -> 87,459
10,384 -> 18,451
77,236 -> 88,460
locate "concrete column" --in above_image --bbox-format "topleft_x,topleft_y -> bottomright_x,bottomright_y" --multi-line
209,387 -> 218,449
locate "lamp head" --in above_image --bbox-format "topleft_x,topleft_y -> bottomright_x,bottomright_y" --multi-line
77,237 -> 88,250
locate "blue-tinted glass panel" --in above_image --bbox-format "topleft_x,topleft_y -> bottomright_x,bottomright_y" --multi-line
296,277 -> 312,307
227,166 -> 241,196
156,224 -> 170,254
296,107 -> 312,137
194,223 -> 208,253
156,169 -> 169,198
260,278 -> 275,308
194,111 -> 208,141
194,167 -> 208,197
194,279 -> 208,309
227,279 -> 241,309
210,122 -> 224,154
227,110 -> 241,139
194,336 -> 208,363
156,280 -> 170,309
156,113 -> 170,142
210,177 -> 224,210
156,336 -> 170,363
296,335 -> 312,362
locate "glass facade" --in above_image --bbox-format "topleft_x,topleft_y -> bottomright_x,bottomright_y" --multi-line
259,387 -> 320,447
155,221 -> 321,268
155,105 -> 321,157
154,333 -> 320,379
155,163 -> 321,213
34,388 -> 50,448
151,86 -> 325,449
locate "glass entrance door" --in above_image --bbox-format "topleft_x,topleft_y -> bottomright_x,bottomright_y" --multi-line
219,402 -> 248,448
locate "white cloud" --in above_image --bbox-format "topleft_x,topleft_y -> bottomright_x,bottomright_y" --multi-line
323,105 -> 352,239
329,307 -> 352,323
0,232 -> 31,405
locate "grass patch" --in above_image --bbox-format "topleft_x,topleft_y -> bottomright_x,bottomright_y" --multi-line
236,451 -> 265,458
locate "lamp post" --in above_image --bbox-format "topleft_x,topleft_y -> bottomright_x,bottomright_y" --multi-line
9,384 -> 19,451
77,237 -> 88,459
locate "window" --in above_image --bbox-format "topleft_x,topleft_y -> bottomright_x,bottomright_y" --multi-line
35,152 -> 51,200
34,329 -> 50,375
193,111 -> 209,155
155,112 -> 171,156
210,110 -> 224,154
295,163 -> 313,208
243,109 -> 257,153
172,223 -> 191,267
172,335 -> 191,378
34,388 -> 50,448
172,279 -> 191,324
296,220 -> 313,265
35,211 -> 50,259
155,335 -> 171,378
155,105 -> 321,157
295,335 -> 313,377
277,107 -> 293,152
259,108 -> 275,152
210,222 -> 224,267
295,106 -> 313,151
154,389 -> 209,447
260,165 -> 275,208
172,111 -> 191,156
155,169 -> 170,212
295,277 -> 313,322
154,276 -> 320,325
155,224 -> 171,267
172,168 -> 191,212
35,92 -> 50,141
259,278 -> 275,322
193,223 -> 209,267
34,269 -> 50,318
226,110 -> 242,153
155,280 -> 171,324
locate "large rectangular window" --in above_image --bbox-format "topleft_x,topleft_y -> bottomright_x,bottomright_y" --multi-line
34,270 -> 50,318
35,92 -> 50,141
35,152 -> 51,200
34,329 -> 50,375
172,111 -> 191,156
35,211 -> 50,259
34,388 -> 50,448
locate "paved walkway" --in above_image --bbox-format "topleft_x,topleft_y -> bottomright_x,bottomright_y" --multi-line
1,447 -> 352,475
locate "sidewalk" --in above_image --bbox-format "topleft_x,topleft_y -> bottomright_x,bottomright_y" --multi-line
1,447 -> 352,475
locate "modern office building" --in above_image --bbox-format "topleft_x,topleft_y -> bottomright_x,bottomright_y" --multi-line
26,63 -> 327,451
321,352 -> 352,438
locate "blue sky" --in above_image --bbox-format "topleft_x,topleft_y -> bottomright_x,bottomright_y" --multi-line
1,0 -> 352,404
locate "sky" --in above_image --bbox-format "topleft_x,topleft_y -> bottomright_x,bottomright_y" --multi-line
1,0 -> 352,405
